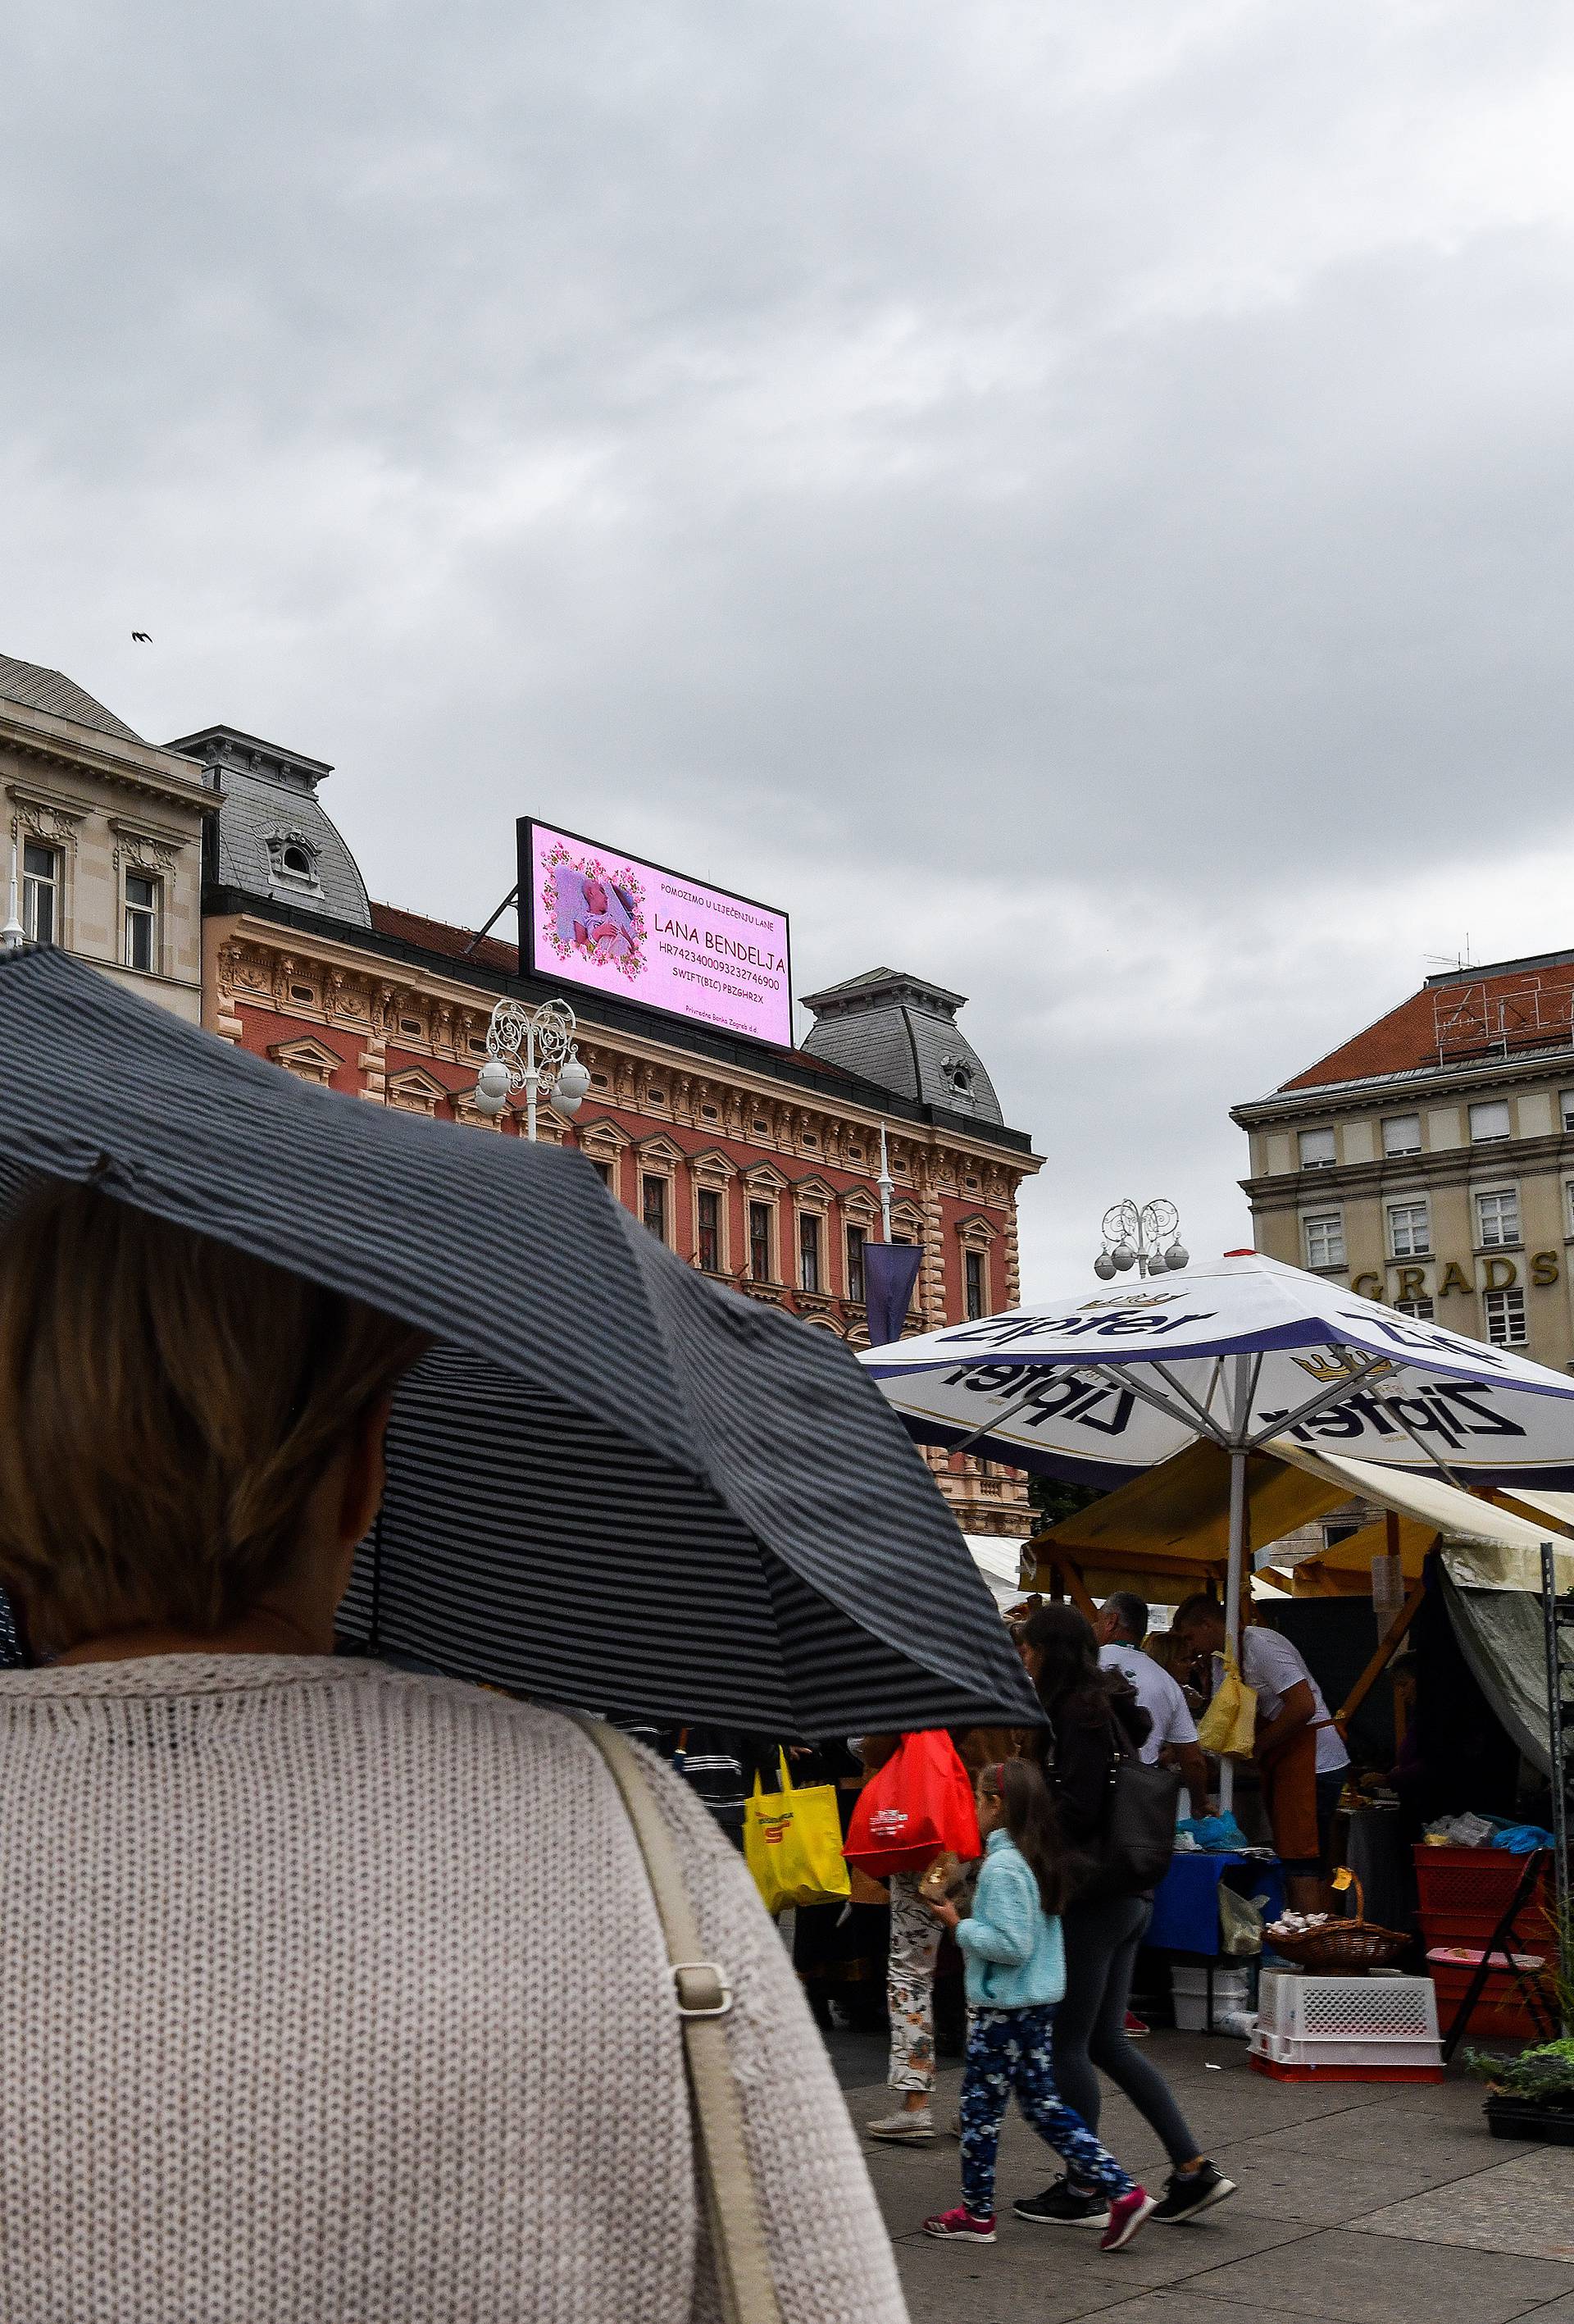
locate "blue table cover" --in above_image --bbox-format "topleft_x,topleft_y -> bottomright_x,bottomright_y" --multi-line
1146,1851 -> 1285,1954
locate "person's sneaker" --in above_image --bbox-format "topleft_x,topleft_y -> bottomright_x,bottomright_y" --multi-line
1101,2189 -> 1157,2252
1149,2162 -> 1237,2224
924,2204 -> 996,2243
866,2108 -> 935,2143
1123,2009 -> 1150,2038
1012,2178 -> 1109,2229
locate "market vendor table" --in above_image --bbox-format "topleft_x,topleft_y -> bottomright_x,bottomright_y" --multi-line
1147,1850 -> 1285,1954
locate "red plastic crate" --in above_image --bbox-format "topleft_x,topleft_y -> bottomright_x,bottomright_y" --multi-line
1250,2054 -> 1443,2084
1413,1847 -> 1551,1925
1427,1959 -> 1551,2041
1420,1906 -> 1556,1953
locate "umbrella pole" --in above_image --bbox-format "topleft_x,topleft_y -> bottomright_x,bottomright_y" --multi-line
1218,1447 -> 1247,1812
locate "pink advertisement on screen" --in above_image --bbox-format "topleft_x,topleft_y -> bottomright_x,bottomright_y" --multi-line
523,822 -> 793,1047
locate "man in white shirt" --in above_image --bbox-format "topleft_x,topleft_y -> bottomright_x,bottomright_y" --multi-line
1093,1593 -> 1208,1819
1172,1594 -> 1350,1908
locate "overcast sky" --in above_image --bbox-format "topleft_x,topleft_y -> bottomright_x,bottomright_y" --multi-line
4,1 -> 1572,1292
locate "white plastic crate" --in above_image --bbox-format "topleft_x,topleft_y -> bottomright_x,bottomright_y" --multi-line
1256,1971 -> 1439,2047
1171,1966 -> 1250,2000
1250,2026 -> 1444,2071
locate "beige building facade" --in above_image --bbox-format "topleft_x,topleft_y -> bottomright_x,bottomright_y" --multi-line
1,657 -> 211,1022
1234,950 -> 1574,1376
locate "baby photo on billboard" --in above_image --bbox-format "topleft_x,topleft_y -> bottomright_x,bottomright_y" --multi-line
540,844 -> 647,982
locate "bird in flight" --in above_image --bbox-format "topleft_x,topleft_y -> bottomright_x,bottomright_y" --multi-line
131,631 -> 152,644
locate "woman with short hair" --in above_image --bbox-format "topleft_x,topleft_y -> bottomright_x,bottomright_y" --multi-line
0,1180 -> 907,2322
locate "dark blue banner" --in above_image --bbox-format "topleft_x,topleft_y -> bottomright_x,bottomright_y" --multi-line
864,1241 -> 922,1348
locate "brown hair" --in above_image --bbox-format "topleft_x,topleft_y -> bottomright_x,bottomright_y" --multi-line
977,1757 -> 1071,1918
0,1180 -> 431,1650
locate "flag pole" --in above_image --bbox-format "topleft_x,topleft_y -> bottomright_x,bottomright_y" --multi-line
878,1122 -> 894,1243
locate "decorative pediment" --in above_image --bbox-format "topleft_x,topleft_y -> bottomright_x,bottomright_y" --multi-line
268,1036 -> 341,1087
579,1118 -> 631,1155
788,1175 -> 835,1208
956,1212 -> 1000,1246
890,1200 -> 926,1239
386,1066 -> 449,1117
840,1187 -> 880,1223
742,1160 -> 789,1194
688,1145 -> 739,1184
635,1131 -> 685,1169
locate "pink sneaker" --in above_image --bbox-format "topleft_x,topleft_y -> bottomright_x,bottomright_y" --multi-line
1101,2189 -> 1156,2251
924,2204 -> 997,2244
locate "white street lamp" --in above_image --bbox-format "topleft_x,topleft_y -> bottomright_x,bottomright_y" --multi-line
1094,1198 -> 1188,1281
473,996 -> 588,1141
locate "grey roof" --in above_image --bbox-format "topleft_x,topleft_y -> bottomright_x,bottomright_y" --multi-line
168,723 -> 371,930
0,654 -> 145,745
800,966 -> 1004,1124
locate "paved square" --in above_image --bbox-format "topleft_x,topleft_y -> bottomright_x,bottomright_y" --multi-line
824,2026 -> 1574,2322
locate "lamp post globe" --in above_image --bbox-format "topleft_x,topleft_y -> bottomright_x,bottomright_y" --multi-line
554,1057 -> 591,1111
1166,1243 -> 1190,1271
1110,1243 -> 1136,1272
1093,1252 -> 1117,1281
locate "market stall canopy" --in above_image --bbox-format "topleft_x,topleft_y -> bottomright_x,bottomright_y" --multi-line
1021,1433 -> 1574,1602
1020,1440 -> 1351,1600
0,947 -> 1039,1736
862,1251 -> 1574,1489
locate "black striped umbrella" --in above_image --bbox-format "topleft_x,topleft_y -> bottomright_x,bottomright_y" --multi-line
0,946 -> 1038,1734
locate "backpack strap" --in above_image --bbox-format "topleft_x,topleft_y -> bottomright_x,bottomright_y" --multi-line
576,1716 -> 782,2324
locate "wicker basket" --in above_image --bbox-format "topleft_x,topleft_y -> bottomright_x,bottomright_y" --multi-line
1266,1876 -> 1409,1973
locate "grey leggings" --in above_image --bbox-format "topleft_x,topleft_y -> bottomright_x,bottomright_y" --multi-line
1051,1893 -> 1200,2172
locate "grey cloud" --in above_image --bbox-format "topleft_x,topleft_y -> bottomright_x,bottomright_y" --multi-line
3,0 -> 1572,1294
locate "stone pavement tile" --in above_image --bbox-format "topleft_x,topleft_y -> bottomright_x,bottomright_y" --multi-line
1187,2144 -> 1489,2226
1192,2224 -> 1574,2323
892,2237 -> 1158,2324
1351,2148 -> 1574,2265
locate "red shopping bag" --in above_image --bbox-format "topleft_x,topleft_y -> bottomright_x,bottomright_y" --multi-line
844,1731 -> 982,1878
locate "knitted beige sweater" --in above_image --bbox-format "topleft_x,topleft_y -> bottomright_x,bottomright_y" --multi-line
0,1655 -> 909,2323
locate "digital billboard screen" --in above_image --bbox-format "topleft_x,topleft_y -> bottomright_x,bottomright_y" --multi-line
517,819 -> 794,1048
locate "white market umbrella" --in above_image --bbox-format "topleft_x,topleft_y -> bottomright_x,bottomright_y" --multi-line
862,1250 -> 1574,1795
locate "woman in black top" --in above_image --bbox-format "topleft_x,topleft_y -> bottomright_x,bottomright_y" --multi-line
1019,1606 -> 1235,2229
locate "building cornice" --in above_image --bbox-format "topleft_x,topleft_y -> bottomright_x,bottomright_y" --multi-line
1239,1125 -> 1574,1210
207,891 -> 1044,1177
1233,1044 -> 1574,1130
0,701 -> 212,816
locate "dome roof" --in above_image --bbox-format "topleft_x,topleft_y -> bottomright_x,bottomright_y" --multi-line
799,967 -> 1003,1124
169,724 -> 371,930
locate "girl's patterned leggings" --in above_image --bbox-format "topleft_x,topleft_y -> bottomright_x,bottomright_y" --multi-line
960,2005 -> 1135,2218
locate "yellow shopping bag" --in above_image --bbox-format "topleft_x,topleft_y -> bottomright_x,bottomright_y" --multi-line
1196,1643 -> 1258,1758
744,1752 -> 852,1914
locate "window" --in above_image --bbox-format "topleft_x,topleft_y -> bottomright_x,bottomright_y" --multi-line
845,1224 -> 867,1303
1299,1128 -> 1336,1169
697,1187 -> 721,1274
1384,1114 -> 1422,1156
1476,1188 -> 1520,1248
1388,1201 -> 1430,1259
123,873 -> 158,973
589,1158 -> 612,1191
641,1174 -> 667,1242
748,1201 -> 772,1283
1470,1100 -> 1512,1143
21,841 -> 57,944
1484,1287 -> 1528,1348
1303,1212 -> 1345,1269
281,844 -> 312,878
965,1248 -> 988,1321
798,1212 -> 821,1293
1562,1090 -> 1574,1134
1394,1296 -> 1435,1321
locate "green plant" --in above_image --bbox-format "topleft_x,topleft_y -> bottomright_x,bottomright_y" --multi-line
1464,2035 -> 1574,2108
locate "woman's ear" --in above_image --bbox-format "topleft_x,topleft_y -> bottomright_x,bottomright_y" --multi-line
338,1395 -> 393,1551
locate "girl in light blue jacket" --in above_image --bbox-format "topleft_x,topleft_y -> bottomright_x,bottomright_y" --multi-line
922,1760 -> 1153,2252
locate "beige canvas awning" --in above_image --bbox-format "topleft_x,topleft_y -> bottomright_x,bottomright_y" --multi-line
1023,1434 -> 1574,1603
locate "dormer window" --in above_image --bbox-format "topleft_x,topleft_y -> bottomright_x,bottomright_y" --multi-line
265,827 -> 322,895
